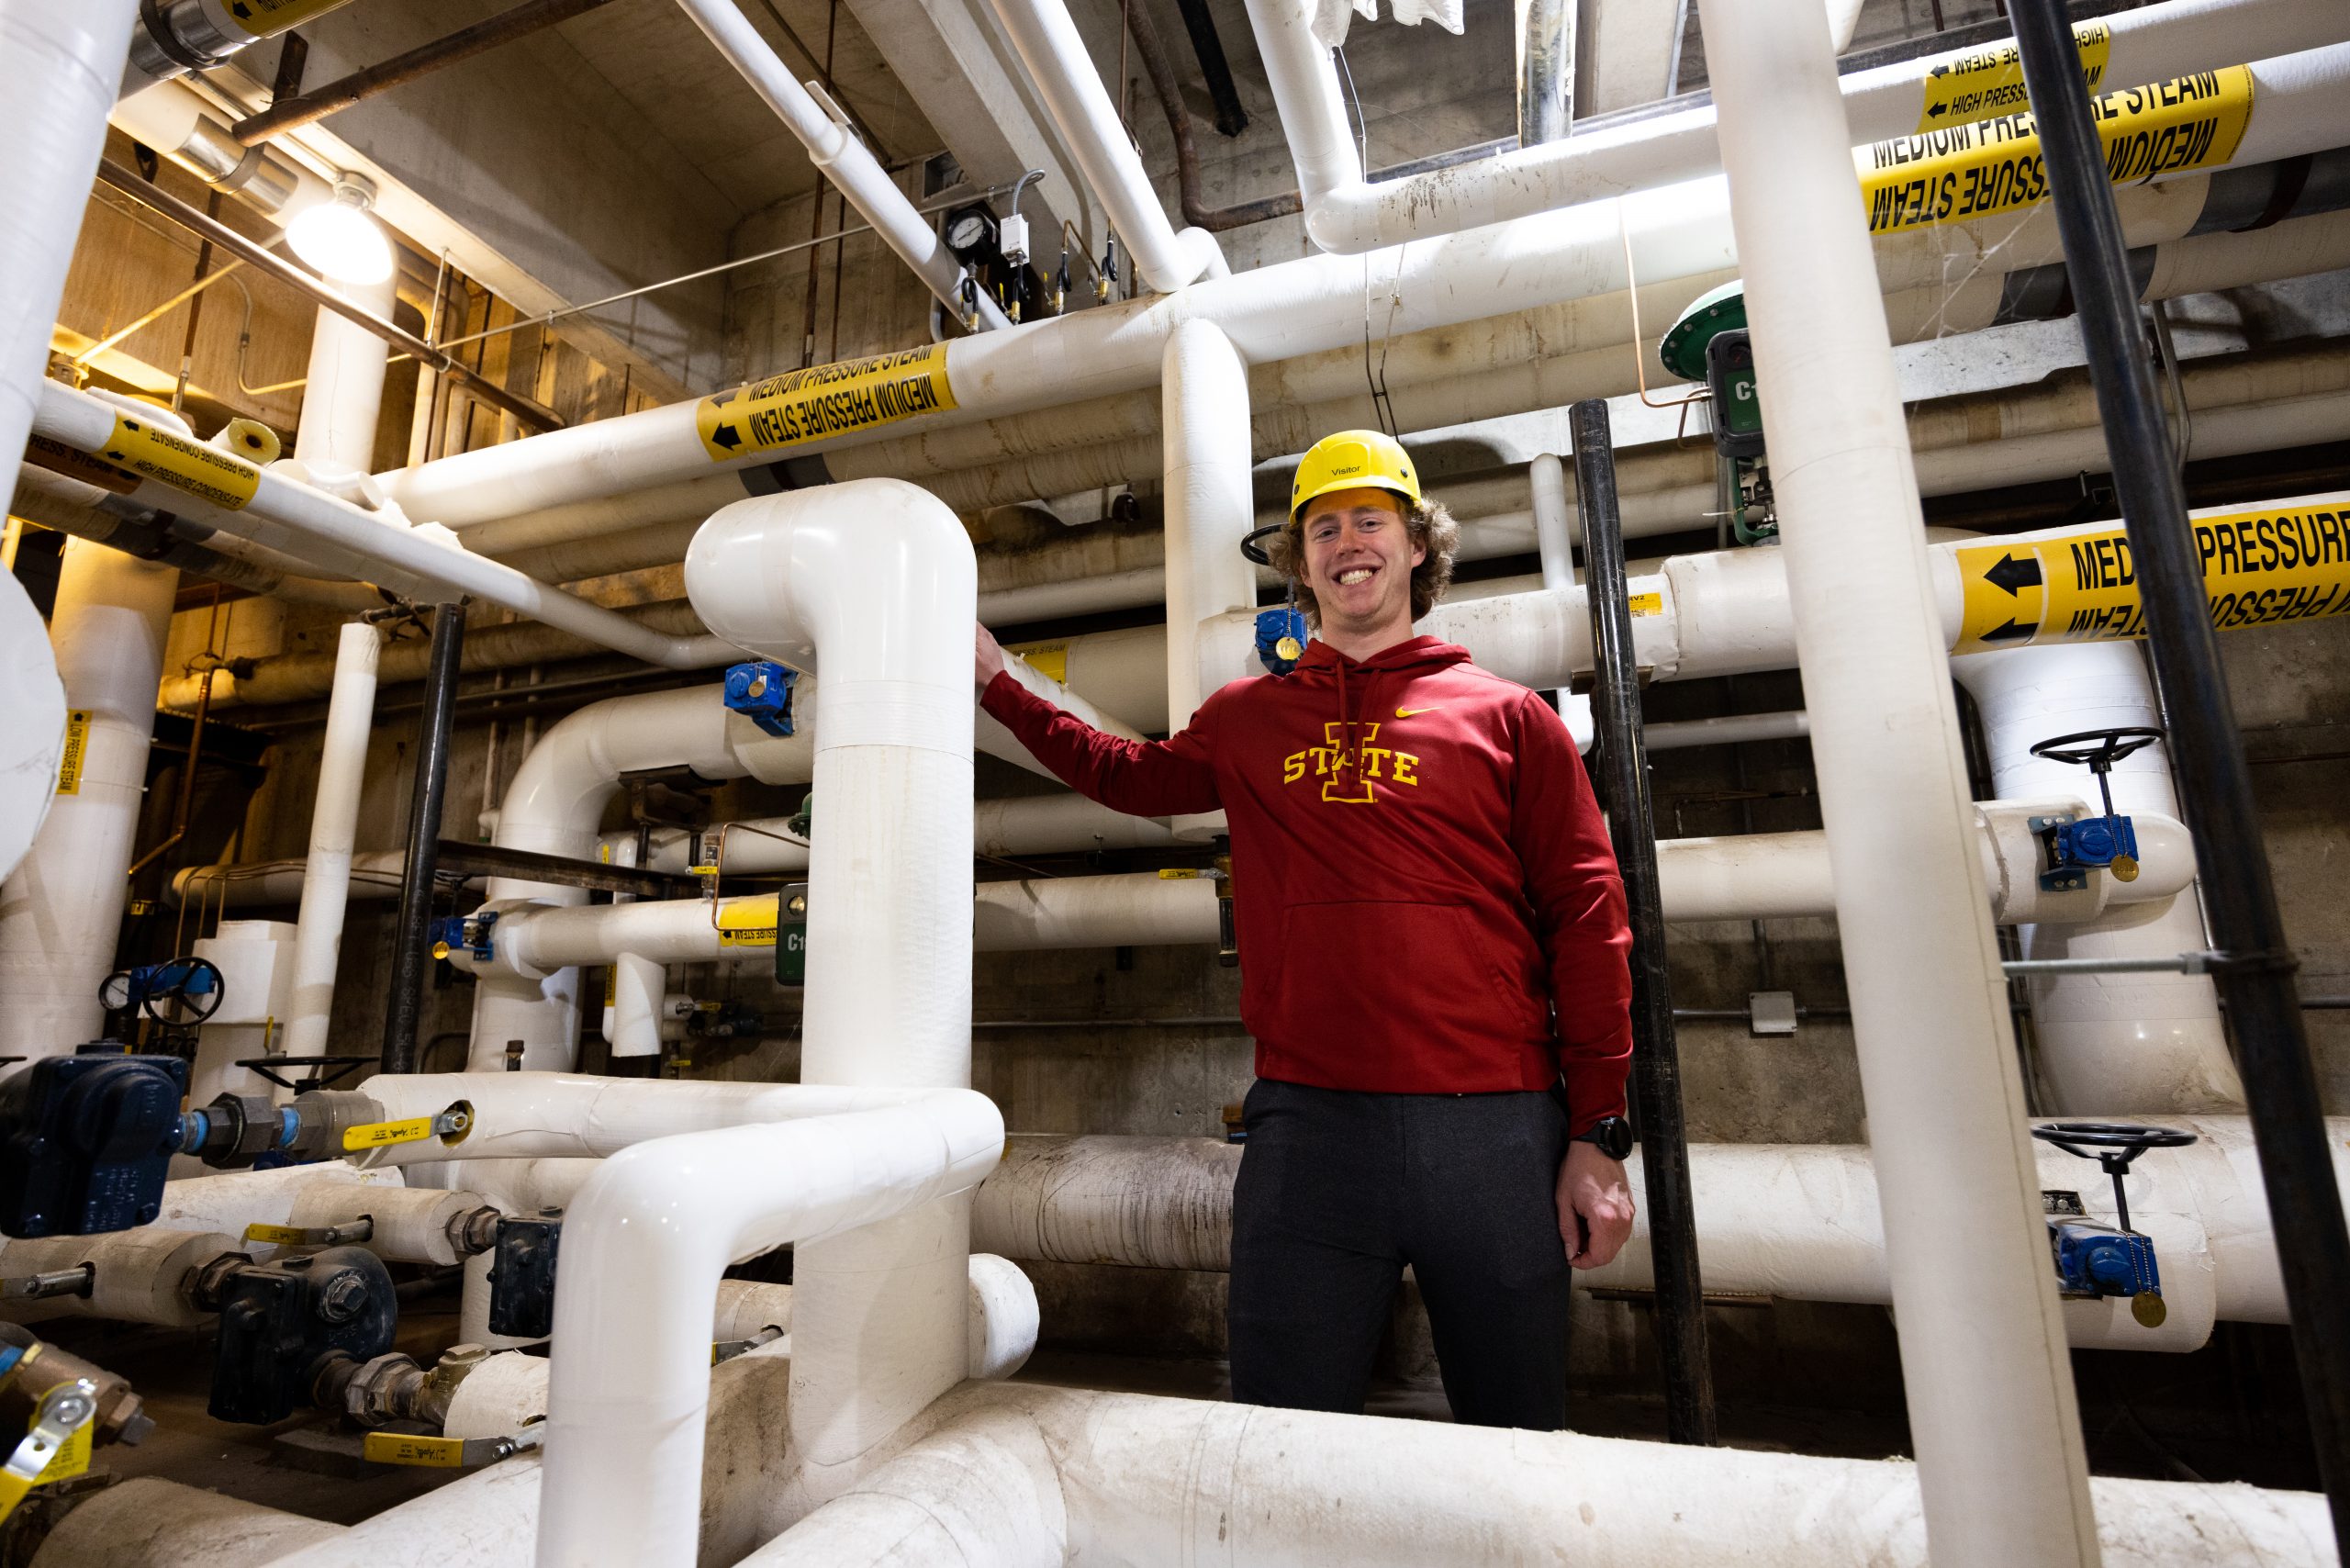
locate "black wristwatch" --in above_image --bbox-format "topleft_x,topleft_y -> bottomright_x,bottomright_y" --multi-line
1572,1115 -> 1635,1160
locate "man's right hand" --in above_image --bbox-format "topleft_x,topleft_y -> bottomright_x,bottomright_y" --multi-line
975,622 -> 1008,690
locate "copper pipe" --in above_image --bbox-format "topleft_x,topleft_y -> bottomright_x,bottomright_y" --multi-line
1125,0 -> 1302,232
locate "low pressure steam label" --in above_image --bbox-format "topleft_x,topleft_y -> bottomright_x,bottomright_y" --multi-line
1861,65 -> 2253,236
90,414 -> 263,510
694,345 -> 956,462
1953,498 -> 2350,654
54,711 -> 90,797
1914,19 -> 2110,133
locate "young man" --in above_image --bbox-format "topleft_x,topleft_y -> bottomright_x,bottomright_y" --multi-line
974,429 -> 1635,1429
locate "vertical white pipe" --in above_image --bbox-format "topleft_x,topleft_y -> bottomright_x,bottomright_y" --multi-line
0,542 -> 179,1061
607,951 -> 666,1058
672,0 -> 1010,330
1954,642 -> 2244,1114
1237,0 -> 1363,208
1527,452 -> 1595,748
1159,320 -> 1255,733
1695,0 -> 2100,1562
282,622 -> 381,1059
686,476 -> 979,1506
0,0 -> 142,476
980,0 -> 1221,292
292,275 -> 397,473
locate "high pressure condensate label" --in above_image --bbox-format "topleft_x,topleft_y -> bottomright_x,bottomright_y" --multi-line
694,345 -> 956,461
1861,65 -> 2253,235
1953,499 -> 2350,654
1913,19 -> 2109,132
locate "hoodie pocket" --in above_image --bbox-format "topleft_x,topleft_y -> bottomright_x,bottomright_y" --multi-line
1259,901 -> 1513,1059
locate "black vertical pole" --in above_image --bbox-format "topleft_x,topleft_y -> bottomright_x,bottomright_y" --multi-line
1571,398 -> 1718,1447
2013,4 -> 2350,1546
380,602 -> 465,1074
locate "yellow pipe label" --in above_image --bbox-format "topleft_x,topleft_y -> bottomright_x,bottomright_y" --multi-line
243,1223 -> 308,1247
1628,590 -> 1663,618
693,345 -> 955,462
1862,65 -> 2253,236
1008,642 -> 1068,684
1915,19 -> 2110,134
363,1432 -> 466,1468
1953,498 -> 2350,654
89,413 -> 263,510
341,1115 -> 437,1152
54,711 -> 89,797
221,0 -> 355,39
717,896 -> 782,948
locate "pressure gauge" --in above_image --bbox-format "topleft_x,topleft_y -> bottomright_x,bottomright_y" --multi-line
942,205 -> 998,261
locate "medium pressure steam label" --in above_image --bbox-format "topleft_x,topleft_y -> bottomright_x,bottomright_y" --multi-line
1914,19 -> 2110,133
1861,65 -> 2253,236
694,345 -> 956,462
90,413 -> 263,510
1953,499 -> 2350,654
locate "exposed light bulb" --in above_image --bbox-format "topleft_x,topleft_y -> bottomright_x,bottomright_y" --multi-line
286,174 -> 393,286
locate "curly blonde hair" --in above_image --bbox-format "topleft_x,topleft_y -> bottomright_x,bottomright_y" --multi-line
1267,496 -> 1460,629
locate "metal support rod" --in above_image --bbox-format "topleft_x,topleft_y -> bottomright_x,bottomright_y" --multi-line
89,160 -> 565,432
1166,0 -> 1248,137
2012,2 -> 2350,1548
380,604 -> 466,1074
231,0 -> 623,145
1516,0 -> 1573,147
1571,397 -> 1718,1447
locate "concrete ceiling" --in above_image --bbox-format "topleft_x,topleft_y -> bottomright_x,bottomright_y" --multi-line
541,0 -> 947,218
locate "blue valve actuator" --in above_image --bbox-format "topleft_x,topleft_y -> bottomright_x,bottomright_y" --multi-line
2054,812 -> 2138,871
723,662 -> 799,737
429,911 -> 498,962
1255,608 -> 1309,677
2048,1218 -> 2160,1300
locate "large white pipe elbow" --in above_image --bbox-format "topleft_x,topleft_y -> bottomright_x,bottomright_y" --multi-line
532,1096 -> 1004,1568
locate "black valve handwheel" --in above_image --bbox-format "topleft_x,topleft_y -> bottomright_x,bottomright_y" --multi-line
1239,522 -> 1284,567
2029,727 -> 2165,772
2032,1122 -> 2198,1235
145,958 -> 226,1026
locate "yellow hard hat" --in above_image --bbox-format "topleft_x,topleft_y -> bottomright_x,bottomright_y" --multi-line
1291,429 -> 1422,520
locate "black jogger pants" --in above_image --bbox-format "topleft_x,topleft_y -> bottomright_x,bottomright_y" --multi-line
1226,1077 -> 1572,1430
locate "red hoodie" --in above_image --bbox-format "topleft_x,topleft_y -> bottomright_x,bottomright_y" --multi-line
980,634 -> 1632,1132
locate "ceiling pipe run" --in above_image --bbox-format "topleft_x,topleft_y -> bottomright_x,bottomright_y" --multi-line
672,0 -> 1010,331
1241,0 -> 2349,255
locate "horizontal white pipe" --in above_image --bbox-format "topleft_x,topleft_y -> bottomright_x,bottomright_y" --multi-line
673,0 -> 1008,330
973,1115 -> 2342,1346
28,380 -> 742,670
149,1161 -> 490,1264
534,1097 -> 1005,1568
0,1227 -> 238,1327
1259,0 -> 2350,253
746,1379 -> 2333,1567
1645,710 -> 1812,750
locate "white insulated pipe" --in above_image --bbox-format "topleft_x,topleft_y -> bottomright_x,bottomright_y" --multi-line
746,1379 -> 2333,1568
0,541 -> 178,1063
1158,320 -> 1256,734
685,477 -> 987,1508
979,0 -> 1224,292
672,0 -> 1010,330
0,0 -> 141,479
293,274 -> 397,474
1646,709 -> 1812,751
1247,0 -> 2350,253
1701,0 -> 2098,1561
1955,641 -> 2245,1114
283,622 -> 381,1058
606,951 -> 666,1059
29,381 -> 743,670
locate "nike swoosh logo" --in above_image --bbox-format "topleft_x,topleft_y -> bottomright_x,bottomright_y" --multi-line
1394,707 -> 1439,718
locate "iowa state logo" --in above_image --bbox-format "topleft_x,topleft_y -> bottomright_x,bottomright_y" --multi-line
1281,721 -> 1421,803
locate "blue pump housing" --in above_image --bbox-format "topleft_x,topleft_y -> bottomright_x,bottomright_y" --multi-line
723,662 -> 798,736
1255,608 -> 1309,677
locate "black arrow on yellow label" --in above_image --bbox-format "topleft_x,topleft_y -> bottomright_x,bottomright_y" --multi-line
1983,553 -> 2043,596
1927,102 -> 1948,118
711,424 -> 742,450
1980,619 -> 2035,643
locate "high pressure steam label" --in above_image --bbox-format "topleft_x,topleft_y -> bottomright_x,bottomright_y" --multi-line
1953,499 -> 2350,654
694,345 -> 956,462
89,413 -> 263,510
1861,65 -> 2253,236
1914,19 -> 2110,133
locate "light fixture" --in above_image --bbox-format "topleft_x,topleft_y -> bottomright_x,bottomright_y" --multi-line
286,174 -> 394,286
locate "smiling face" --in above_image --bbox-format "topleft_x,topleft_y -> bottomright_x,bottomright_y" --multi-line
1299,487 -> 1426,644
